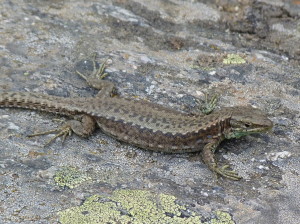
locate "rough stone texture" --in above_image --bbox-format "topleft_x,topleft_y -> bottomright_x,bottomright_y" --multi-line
0,0 -> 299,223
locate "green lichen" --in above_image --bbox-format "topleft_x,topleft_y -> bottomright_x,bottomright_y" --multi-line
23,71 -> 31,76
223,54 -> 246,64
58,190 -> 236,224
159,193 -> 185,217
59,189 -> 202,224
54,166 -> 91,189
210,211 -> 235,224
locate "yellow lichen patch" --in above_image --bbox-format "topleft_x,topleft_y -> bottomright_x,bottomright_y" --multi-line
159,194 -> 185,217
223,54 -> 246,64
59,190 -> 237,224
210,211 -> 235,224
58,189 -> 203,224
54,166 -> 91,189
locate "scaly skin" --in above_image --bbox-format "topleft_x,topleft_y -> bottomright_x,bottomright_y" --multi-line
0,59 -> 273,180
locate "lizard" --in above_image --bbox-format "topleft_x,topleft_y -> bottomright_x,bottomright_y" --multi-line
0,57 -> 273,180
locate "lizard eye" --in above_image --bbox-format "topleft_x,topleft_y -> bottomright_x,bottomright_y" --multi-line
245,123 -> 250,128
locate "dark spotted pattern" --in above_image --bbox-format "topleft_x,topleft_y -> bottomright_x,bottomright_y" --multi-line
0,92 -> 79,116
0,91 -> 271,154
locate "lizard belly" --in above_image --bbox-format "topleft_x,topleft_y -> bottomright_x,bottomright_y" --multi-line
95,117 -> 210,153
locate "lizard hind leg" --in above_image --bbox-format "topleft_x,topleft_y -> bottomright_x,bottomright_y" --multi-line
28,115 -> 96,146
76,55 -> 116,97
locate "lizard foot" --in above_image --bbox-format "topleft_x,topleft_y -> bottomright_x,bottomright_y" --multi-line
76,53 -> 108,83
201,94 -> 219,115
75,53 -> 116,96
28,115 -> 96,146
213,164 -> 242,181
28,124 -> 73,146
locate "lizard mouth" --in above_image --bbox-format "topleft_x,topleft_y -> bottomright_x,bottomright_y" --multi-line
247,126 -> 273,133
227,126 -> 273,139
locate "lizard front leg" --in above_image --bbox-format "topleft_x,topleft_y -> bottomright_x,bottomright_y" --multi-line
202,139 -> 241,180
28,114 -> 96,146
191,94 -> 218,117
201,94 -> 218,115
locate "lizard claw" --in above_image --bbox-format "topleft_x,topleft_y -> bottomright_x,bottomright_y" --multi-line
213,164 -> 242,181
28,125 -> 73,146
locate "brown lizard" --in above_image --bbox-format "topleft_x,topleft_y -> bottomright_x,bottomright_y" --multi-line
0,58 -> 273,180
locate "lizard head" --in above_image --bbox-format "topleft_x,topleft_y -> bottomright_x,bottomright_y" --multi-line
225,106 -> 273,139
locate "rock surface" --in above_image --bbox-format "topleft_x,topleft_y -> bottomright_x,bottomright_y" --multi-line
0,0 -> 299,223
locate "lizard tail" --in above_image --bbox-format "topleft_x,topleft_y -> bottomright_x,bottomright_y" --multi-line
0,91 -> 88,116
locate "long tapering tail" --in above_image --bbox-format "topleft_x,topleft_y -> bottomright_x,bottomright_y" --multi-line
0,91 -> 89,116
